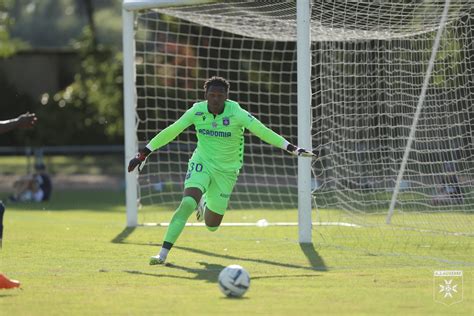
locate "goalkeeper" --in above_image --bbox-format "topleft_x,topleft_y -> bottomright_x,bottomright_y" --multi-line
128,76 -> 314,265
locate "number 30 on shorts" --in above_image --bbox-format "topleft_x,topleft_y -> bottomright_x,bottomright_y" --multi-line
189,162 -> 203,172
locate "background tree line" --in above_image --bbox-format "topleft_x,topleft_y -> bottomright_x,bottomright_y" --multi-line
1,0 -> 472,152
0,0 -> 123,146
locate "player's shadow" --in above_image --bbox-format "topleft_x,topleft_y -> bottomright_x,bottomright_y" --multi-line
0,292 -> 21,298
112,228 -> 327,271
171,244 -> 327,272
124,261 -> 226,283
251,274 -> 323,280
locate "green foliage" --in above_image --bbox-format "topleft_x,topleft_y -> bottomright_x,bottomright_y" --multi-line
36,26 -> 123,145
0,0 -> 28,57
0,11 -> 124,146
0,28 -> 27,57
9,0 -> 86,48
8,0 -> 122,48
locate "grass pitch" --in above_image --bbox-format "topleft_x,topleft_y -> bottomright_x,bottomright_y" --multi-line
1,190 -> 472,315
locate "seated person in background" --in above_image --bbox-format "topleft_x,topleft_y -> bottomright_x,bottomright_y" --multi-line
431,162 -> 464,205
440,173 -> 464,204
10,163 -> 52,202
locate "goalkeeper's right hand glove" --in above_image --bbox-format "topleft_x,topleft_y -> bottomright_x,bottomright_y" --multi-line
286,144 -> 317,158
128,149 -> 150,172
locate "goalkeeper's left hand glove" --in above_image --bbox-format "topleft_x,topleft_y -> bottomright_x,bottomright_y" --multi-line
286,144 -> 317,157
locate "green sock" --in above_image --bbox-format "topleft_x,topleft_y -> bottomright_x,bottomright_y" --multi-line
163,196 -> 197,244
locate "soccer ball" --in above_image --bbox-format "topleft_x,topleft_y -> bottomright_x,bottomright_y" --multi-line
218,265 -> 250,297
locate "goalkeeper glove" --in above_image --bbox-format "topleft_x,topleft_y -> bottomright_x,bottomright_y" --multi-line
128,148 -> 151,172
286,144 -> 317,157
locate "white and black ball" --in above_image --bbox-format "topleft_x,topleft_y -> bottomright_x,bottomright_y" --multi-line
218,265 -> 250,297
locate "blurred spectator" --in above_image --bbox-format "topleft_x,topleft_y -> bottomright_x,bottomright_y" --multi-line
431,162 -> 464,205
9,163 -> 52,203
156,37 -> 198,89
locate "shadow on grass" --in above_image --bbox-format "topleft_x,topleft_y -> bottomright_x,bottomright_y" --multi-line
252,274 -> 323,280
300,243 -> 328,271
0,292 -> 21,298
125,262 -> 321,287
111,227 -> 136,243
124,261 -> 226,283
112,226 -> 328,272
168,244 -> 327,271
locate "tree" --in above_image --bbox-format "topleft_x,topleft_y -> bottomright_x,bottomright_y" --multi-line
35,26 -> 123,145
0,0 -> 28,57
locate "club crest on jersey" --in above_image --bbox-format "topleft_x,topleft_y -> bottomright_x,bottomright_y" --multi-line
223,117 -> 230,126
212,122 -> 218,128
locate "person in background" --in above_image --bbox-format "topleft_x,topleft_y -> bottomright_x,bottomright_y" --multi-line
10,163 -> 52,203
432,162 -> 465,206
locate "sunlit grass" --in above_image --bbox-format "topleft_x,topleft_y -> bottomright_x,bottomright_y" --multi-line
1,190 -> 472,315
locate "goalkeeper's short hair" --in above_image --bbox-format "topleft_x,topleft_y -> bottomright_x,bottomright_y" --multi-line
204,76 -> 230,93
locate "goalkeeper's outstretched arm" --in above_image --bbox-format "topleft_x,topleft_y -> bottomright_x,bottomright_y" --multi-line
245,114 -> 316,157
128,112 -> 193,172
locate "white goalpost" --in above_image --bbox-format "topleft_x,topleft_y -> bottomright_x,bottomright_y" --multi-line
122,0 -> 473,253
296,0 -> 312,242
122,0 -> 315,243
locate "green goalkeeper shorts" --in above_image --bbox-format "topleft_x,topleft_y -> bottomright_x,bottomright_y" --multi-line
184,157 -> 238,215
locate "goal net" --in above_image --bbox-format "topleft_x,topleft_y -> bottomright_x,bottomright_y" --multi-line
124,0 -> 473,262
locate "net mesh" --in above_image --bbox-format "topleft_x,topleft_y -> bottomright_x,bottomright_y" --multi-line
132,0 -> 473,261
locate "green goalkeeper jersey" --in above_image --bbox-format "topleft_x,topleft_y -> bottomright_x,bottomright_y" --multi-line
146,100 -> 288,172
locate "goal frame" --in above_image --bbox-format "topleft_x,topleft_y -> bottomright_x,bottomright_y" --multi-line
122,0 -> 314,243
